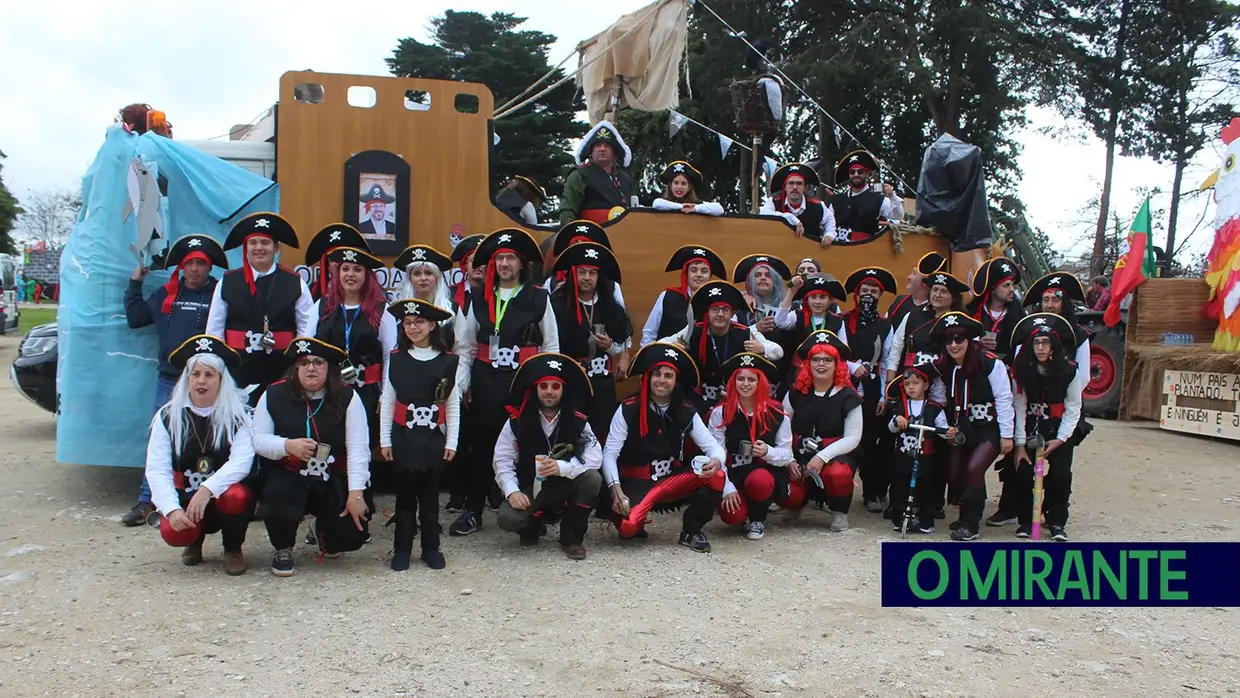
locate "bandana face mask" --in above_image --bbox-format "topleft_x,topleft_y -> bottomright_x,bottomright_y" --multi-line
857,293 -> 880,324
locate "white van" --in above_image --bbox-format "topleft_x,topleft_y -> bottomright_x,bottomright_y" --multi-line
0,254 -> 18,334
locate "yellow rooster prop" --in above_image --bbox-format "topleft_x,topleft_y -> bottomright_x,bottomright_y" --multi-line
1204,117 -> 1240,351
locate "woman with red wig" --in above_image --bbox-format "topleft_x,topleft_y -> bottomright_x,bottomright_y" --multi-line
778,331 -> 863,531
706,353 -> 794,540
928,311 -> 1014,541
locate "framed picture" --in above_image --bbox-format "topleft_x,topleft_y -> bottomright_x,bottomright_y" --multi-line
343,150 -> 410,256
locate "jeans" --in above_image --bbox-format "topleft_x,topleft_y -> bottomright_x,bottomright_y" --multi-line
138,376 -> 178,504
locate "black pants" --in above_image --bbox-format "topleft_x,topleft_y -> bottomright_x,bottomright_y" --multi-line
1009,444 -> 1075,528
858,388 -> 889,502
395,465 -> 443,551
949,438 -> 1001,529
888,452 -> 938,527
261,469 -> 367,553
992,454 -> 1016,515
464,366 -> 514,513
178,491 -> 249,552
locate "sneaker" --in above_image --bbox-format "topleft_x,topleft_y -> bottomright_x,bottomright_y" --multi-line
865,498 -> 884,513
421,549 -> 446,569
304,527 -> 317,546
445,495 -> 465,514
916,522 -> 935,534
986,511 -> 1017,527
270,549 -> 295,577
487,491 -> 504,512
122,502 -> 156,527
449,509 -> 481,536
951,525 -> 980,542
391,549 -> 412,572
678,530 -> 711,553
746,521 -> 765,540
561,543 -> 587,560
1050,526 -> 1068,542
181,542 -> 203,566
223,551 -> 247,576
949,520 -> 962,531
1014,525 -> 1031,539
830,513 -> 850,532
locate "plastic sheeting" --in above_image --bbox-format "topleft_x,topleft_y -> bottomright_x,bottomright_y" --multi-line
914,133 -> 993,252
578,0 -> 689,124
57,126 -> 279,467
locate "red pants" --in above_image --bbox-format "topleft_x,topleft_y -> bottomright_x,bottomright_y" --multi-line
777,460 -> 856,514
618,470 -> 725,538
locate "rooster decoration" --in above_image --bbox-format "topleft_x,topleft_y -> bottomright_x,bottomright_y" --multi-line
1204,117 -> 1240,351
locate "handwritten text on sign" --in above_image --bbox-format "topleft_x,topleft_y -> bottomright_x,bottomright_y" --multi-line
1161,370 -> 1240,442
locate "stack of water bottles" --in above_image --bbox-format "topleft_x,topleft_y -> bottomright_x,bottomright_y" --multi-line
1161,332 -> 1196,345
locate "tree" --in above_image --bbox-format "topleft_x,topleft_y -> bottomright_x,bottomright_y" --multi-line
16,188 -> 81,248
0,150 -> 20,255
386,11 -> 587,204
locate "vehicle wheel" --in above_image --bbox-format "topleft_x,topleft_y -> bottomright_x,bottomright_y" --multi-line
1084,325 -> 1124,419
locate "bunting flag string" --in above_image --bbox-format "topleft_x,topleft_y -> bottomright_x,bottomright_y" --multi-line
666,109 -> 761,158
718,134 -> 734,159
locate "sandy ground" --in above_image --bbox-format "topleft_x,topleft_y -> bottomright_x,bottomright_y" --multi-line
1,334 -> 1238,698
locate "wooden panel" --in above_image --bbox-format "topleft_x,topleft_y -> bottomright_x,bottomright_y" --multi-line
1159,369 -> 1240,441
1128,278 -> 1217,344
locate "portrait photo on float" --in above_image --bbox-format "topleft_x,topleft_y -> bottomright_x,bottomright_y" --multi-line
358,175 -> 398,243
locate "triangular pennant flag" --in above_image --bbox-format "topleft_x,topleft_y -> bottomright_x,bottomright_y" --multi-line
763,156 -> 778,178
668,110 -> 689,139
719,133 -> 734,159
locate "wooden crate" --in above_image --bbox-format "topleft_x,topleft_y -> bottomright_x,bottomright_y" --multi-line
1127,278 -> 1217,344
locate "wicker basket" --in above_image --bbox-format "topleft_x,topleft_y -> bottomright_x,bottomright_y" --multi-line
730,79 -> 782,136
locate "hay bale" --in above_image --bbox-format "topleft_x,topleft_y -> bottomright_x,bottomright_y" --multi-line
1128,279 -> 1217,344
1120,343 -> 1240,421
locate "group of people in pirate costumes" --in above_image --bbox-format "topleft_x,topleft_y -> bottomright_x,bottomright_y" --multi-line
758,153 -> 905,247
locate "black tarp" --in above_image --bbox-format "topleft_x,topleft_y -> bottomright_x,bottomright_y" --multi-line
915,133 -> 993,252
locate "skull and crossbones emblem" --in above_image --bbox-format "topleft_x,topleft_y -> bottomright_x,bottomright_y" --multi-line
295,340 -> 312,354
732,451 -> 753,467
664,348 -> 679,359
255,218 -> 270,228
702,385 -> 720,401
1033,317 -> 1047,326
672,164 -> 685,173
194,337 -> 213,352
576,225 -> 590,234
584,248 -> 599,259
406,404 -> 439,429
182,470 -> 210,493
300,454 -> 334,481
789,165 -> 801,172
1049,277 -> 1062,285
969,404 -> 994,421
1000,263 -> 1012,273
935,274 -> 947,285
187,238 -> 202,248
412,248 -> 427,260
692,248 -> 706,255
244,330 -> 271,354
547,360 -> 563,371
587,355 -> 609,377
900,432 -> 923,454
815,332 -> 829,343
329,231 -> 342,242
492,346 -> 519,369
755,256 -> 768,262
708,287 -> 721,297
944,315 -> 959,327
406,304 -> 420,315
342,250 -> 358,263
1029,402 -> 1049,419
740,355 -> 755,367
651,457 -> 674,480
865,269 -> 877,275
914,351 -> 938,364
499,233 -> 512,243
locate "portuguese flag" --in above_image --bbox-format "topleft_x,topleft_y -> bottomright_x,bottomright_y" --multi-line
1104,198 -> 1157,327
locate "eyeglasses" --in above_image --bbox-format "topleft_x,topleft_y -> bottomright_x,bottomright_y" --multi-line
945,336 -> 970,346
809,356 -> 835,365
297,358 -> 327,368
537,381 -> 562,391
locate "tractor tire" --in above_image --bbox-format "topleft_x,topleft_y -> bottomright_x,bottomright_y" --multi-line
1084,324 -> 1124,419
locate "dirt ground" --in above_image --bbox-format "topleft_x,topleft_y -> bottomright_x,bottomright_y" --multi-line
1,334 -> 1238,698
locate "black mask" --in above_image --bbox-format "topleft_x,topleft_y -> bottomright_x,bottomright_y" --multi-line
857,293 -> 880,324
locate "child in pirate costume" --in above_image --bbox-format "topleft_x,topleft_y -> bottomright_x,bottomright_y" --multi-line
395,244 -> 456,339
251,338 -> 371,577
145,335 -> 256,575
841,266 -> 898,513
640,245 -> 727,346
989,271 -> 1092,528
775,275 -> 851,395
493,353 -> 603,560
450,228 -> 560,536
706,353 -> 794,541
601,342 -> 739,552
550,242 -> 633,440
1009,313 -> 1085,541
304,223 -> 371,302
928,312 -> 1015,541
885,364 -> 951,534
378,299 -> 459,570
779,331 -> 863,532
206,212 -> 314,404
650,160 -> 725,216
658,280 -> 784,415
884,269 -> 968,383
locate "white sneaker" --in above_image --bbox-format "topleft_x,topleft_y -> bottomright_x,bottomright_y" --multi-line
746,521 -> 765,540
830,513 -> 850,532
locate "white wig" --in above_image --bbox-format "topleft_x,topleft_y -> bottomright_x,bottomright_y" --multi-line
399,261 -> 455,319
158,353 -> 252,458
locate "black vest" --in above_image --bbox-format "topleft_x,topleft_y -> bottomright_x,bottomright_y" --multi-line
220,267 -> 302,386
688,322 -> 752,405
259,380 -> 350,480
316,303 -> 385,372
829,189 -> 885,236
887,294 -> 925,333
968,299 -> 1025,363
578,163 -> 633,211
656,289 -> 691,339
474,284 -> 548,357
616,397 -> 697,478
720,407 -> 785,469
162,408 -> 233,495
388,350 -> 458,462
787,387 -> 862,464
940,354 -> 1001,438
901,307 -> 942,371
510,410 -> 591,492
771,194 -> 827,241
1018,367 -> 1074,443
890,399 -> 945,456
844,310 -> 891,367
552,282 -> 632,377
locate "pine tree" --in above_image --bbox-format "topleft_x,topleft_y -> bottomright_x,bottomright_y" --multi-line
0,150 -> 21,255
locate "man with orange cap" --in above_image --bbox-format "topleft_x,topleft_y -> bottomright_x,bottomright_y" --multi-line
120,233 -> 228,526
206,212 -> 313,404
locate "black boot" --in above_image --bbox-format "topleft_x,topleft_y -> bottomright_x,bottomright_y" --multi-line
390,514 -> 415,572
559,505 -> 590,560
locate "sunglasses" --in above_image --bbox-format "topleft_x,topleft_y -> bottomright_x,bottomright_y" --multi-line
537,381 -> 563,391
945,336 -> 970,346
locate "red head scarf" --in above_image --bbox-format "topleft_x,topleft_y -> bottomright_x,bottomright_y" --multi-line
161,252 -> 211,314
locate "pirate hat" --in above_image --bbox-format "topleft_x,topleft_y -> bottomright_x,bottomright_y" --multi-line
923,270 -> 970,295
732,254 -> 791,284
844,266 -> 897,296
1024,271 -> 1085,307
552,220 -> 612,256
792,274 -> 847,302
451,234 -> 485,264
834,149 -> 880,185
306,223 -> 369,268
512,175 -> 547,201
510,352 -> 593,401
659,160 -> 704,188
665,245 -> 726,278
576,120 -> 632,167
796,330 -> 850,361
395,244 -> 452,272
885,362 -> 937,402
326,246 -> 384,270
690,280 -> 748,319
770,162 -> 820,192
720,352 -> 779,383
552,242 -> 621,283
1010,312 -> 1076,348
285,336 -> 348,364
916,251 -> 948,276
631,342 -> 700,389
223,212 -> 299,250
387,298 -> 452,324
169,334 -> 239,371
163,234 -> 228,270
971,256 -> 1022,296
474,228 -> 541,268
361,184 -> 396,204
929,311 -> 984,341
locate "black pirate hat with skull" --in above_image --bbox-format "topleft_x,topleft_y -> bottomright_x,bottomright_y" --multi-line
844,266 -> 897,296
1023,271 -> 1086,307
306,223 -> 370,269
387,298 -> 452,324
971,256 -> 1023,297
792,274 -> 848,302
553,220 -> 612,256
690,280 -> 748,319
1010,312 -> 1076,348
325,246 -> 383,270
770,162 -> 820,192
929,311 -> 985,341
795,329 -> 850,360
834,149 -> 880,185
923,270 -> 970,296
395,244 -> 452,272
169,334 -> 239,371
659,160 -> 704,188
284,336 -> 348,364
732,254 -> 792,284
720,352 -> 780,383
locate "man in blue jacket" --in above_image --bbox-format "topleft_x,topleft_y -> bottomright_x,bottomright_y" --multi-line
119,234 -> 228,526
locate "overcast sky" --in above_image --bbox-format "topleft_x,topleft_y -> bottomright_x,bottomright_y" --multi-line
0,0 -> 1225,260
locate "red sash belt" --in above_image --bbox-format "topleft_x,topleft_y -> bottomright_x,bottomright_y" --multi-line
394,400 -> 444,427
360,363 -> 383,385
478,343 -> 538,369
1047,402 -> 1065,418
619,461 -> 685,481
224,329 -> 294,351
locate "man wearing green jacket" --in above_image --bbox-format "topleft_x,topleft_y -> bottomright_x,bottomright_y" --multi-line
558,120 -> 634,225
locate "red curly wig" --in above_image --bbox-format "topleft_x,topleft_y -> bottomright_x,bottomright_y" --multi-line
719,368 -> 783,442
792,343 -> 849,394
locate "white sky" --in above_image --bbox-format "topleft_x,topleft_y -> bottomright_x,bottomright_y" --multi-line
0,0 -> 1224,261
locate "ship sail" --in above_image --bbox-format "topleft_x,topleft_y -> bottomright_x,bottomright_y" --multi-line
576,0 -> 690,124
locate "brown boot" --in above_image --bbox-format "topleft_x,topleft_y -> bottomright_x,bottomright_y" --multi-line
181,543 -> 203,566
222,550 -> 247,576
561,543 -> 587,560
